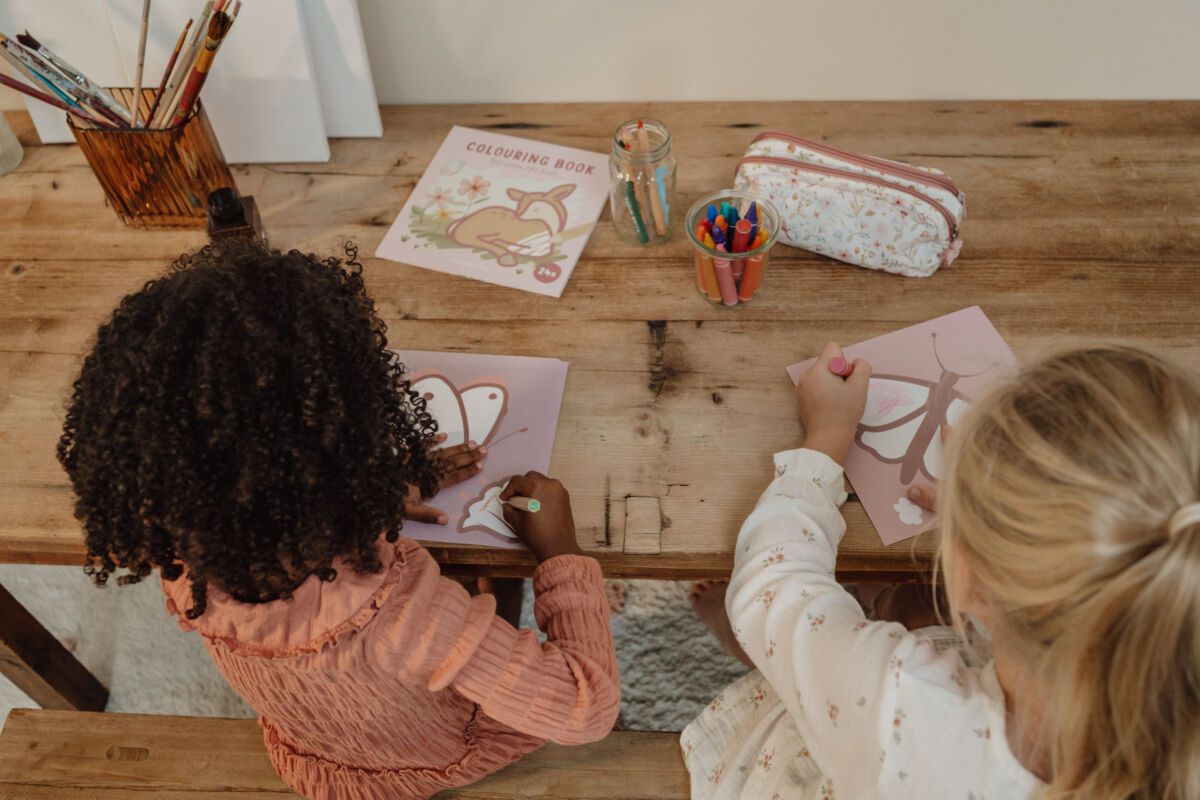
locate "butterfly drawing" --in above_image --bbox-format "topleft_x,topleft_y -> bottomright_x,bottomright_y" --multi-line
855,334 -> 992,484
409,370 -> 524,542
409,371 -> 508,449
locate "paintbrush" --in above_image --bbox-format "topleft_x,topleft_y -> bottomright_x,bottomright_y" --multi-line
0,34 -> 113,127
0,72 -> 116,127
152,0 -> 211,127
146,18 -> 191,124
130,0 -> 152,127
15,30 -> 131,124
166,8 -> 234,127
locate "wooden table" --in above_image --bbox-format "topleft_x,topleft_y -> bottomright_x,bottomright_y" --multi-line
2,101 -> 1198,589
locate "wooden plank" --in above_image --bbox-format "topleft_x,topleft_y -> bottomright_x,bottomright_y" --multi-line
0,585 -> 108,712
0,709 -> 687,800
0,709 -> 296,797
1,101 -> 1199,581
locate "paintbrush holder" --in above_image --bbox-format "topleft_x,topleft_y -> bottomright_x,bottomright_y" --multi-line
68,88 -> 237,229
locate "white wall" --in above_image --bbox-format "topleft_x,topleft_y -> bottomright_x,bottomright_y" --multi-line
5,0 -> 1198,113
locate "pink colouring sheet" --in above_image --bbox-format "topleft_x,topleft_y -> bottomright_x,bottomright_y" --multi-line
392,349 -> 569,549
375,126 -> 610,298
786,307 -> 1020,545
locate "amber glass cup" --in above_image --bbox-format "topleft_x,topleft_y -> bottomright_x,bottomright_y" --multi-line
68,88 -> 237,229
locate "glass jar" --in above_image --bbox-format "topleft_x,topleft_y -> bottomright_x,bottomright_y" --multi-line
608,118 -> 675,245
685,190 -> 779,306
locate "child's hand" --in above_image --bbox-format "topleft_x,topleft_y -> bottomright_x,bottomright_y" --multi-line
500,472 -> 583,563
904,428 -> 950,512
404,435 -> 488,525
795,341 -> 872,466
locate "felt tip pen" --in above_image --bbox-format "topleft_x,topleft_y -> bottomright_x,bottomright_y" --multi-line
503,496 -> 541,513
829,357 -> 855,378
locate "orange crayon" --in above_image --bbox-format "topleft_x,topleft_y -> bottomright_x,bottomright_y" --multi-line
737,228 -> 770,303
696,226 -> 722,301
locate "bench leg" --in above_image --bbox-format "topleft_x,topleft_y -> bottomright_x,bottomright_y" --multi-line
0,582 -> 109,711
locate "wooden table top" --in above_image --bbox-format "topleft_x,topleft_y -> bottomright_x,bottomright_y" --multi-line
1,101 -> 1197,580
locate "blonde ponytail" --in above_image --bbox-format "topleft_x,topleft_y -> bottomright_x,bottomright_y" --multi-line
937,344 -> 1200,799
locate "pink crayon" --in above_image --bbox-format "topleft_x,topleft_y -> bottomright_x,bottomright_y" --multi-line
829,356 -> 854,378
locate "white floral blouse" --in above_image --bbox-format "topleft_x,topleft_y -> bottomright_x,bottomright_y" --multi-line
681,448 -> 1043,799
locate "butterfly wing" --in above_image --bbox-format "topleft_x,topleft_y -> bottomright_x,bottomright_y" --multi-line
409,372 -> 467,448
459,381 -> 508,445
921,394 -> 971,481
855,376 -> 934,463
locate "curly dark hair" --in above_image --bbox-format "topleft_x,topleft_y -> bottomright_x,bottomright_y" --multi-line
57,239 -> 441,618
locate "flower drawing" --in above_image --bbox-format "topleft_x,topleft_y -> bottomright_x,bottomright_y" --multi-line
425,186 -> 453,210
894,496 -> 924,525
458,175 -> 490,200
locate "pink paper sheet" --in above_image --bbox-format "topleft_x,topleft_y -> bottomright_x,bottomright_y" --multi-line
374,126 -> 610,298
392,349 -> 569,549
786,307 -> 1019,545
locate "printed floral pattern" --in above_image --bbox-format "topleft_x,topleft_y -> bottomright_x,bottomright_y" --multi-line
735,137 -> 966,278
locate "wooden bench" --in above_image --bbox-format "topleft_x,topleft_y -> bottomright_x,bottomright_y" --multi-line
0,709 -> 689,799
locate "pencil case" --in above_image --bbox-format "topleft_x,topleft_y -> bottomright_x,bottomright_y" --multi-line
733,131 -> 965,277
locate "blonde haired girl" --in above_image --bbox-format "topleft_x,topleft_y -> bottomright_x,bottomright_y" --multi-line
684,342 -> 1199,799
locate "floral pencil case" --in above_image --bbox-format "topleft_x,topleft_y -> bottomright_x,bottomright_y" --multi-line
733,131 -> 965,277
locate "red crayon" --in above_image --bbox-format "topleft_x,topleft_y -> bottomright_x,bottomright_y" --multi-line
829,357 -> 854,378
732,217 -> 752,281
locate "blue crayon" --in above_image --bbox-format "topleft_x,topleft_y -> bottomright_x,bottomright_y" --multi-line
706,204 -> 718,225
727,206 -> 740,229
746,202 -> 759,244
720,201 -> 731,219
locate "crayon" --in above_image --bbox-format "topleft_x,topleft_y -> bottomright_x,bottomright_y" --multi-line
706,204 -> 718,225
732,218 -> 752,281
635,120 -> 668,237
711,228 -> 738,306
622,180 -> 649,243
695,225 -> 722,302
829,357 -> 854,378
720,201 -> 731,219
737,228 -> 770,303
746,202 -> 759,245
655,164 -> 670,220
503,496 -> 541,512
714,214 -> 727,232
727,206 -> 740,230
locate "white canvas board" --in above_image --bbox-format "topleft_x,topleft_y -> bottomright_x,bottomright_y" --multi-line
300,0 -> 381,138
0,0 -> 129,144
105,0 -> 330,163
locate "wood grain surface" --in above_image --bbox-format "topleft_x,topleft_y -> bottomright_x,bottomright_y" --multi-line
2,101 -> 1198,581
0,709 -> 687,799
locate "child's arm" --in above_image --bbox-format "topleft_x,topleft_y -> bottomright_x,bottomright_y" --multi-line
724,344 -> 926,790
365,474 -> 620,746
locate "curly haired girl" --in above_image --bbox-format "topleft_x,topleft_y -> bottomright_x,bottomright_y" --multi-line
58,239 -> 619,800
685,341 -> 1199,799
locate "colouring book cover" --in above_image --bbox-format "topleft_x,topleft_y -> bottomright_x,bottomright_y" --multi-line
392,349 -> 569,549
786,307 -> 1020,545
375,126 -> 610,297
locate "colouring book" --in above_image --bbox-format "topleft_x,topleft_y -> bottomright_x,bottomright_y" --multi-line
393,349 -> 569,549
375,126 -> 610,297
786,307 -> 1020,545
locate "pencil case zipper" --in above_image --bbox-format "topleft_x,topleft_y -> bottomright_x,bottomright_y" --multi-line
735,154 -> 960,238
747,130 -> 963,203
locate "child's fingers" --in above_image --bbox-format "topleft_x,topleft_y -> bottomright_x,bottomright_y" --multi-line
500,475 -> 535,501
432,432 -> 448,445
440,461 -> 485,487
906,484 -> 938,512
846,358 -> 873,385
440,441 -> 487,469
814,341 -> 845,370
405,503 -> 449,525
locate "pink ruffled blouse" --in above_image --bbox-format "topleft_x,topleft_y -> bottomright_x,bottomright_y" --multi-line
161,537 -> 620,800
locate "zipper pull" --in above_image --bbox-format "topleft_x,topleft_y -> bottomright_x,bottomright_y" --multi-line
942,237 -> 963,267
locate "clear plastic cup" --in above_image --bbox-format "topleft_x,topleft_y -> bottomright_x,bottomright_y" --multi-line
686,190 -> 779,306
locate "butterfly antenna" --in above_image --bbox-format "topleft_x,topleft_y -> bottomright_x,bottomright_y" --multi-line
487,427 -> 529,449
931,333 -> 948,372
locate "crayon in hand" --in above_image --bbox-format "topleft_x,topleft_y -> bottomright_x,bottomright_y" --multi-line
504,496 -> 541,513
829,357 -> 855,378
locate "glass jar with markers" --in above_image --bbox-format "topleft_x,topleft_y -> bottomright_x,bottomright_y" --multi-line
608,118 -> 675,245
